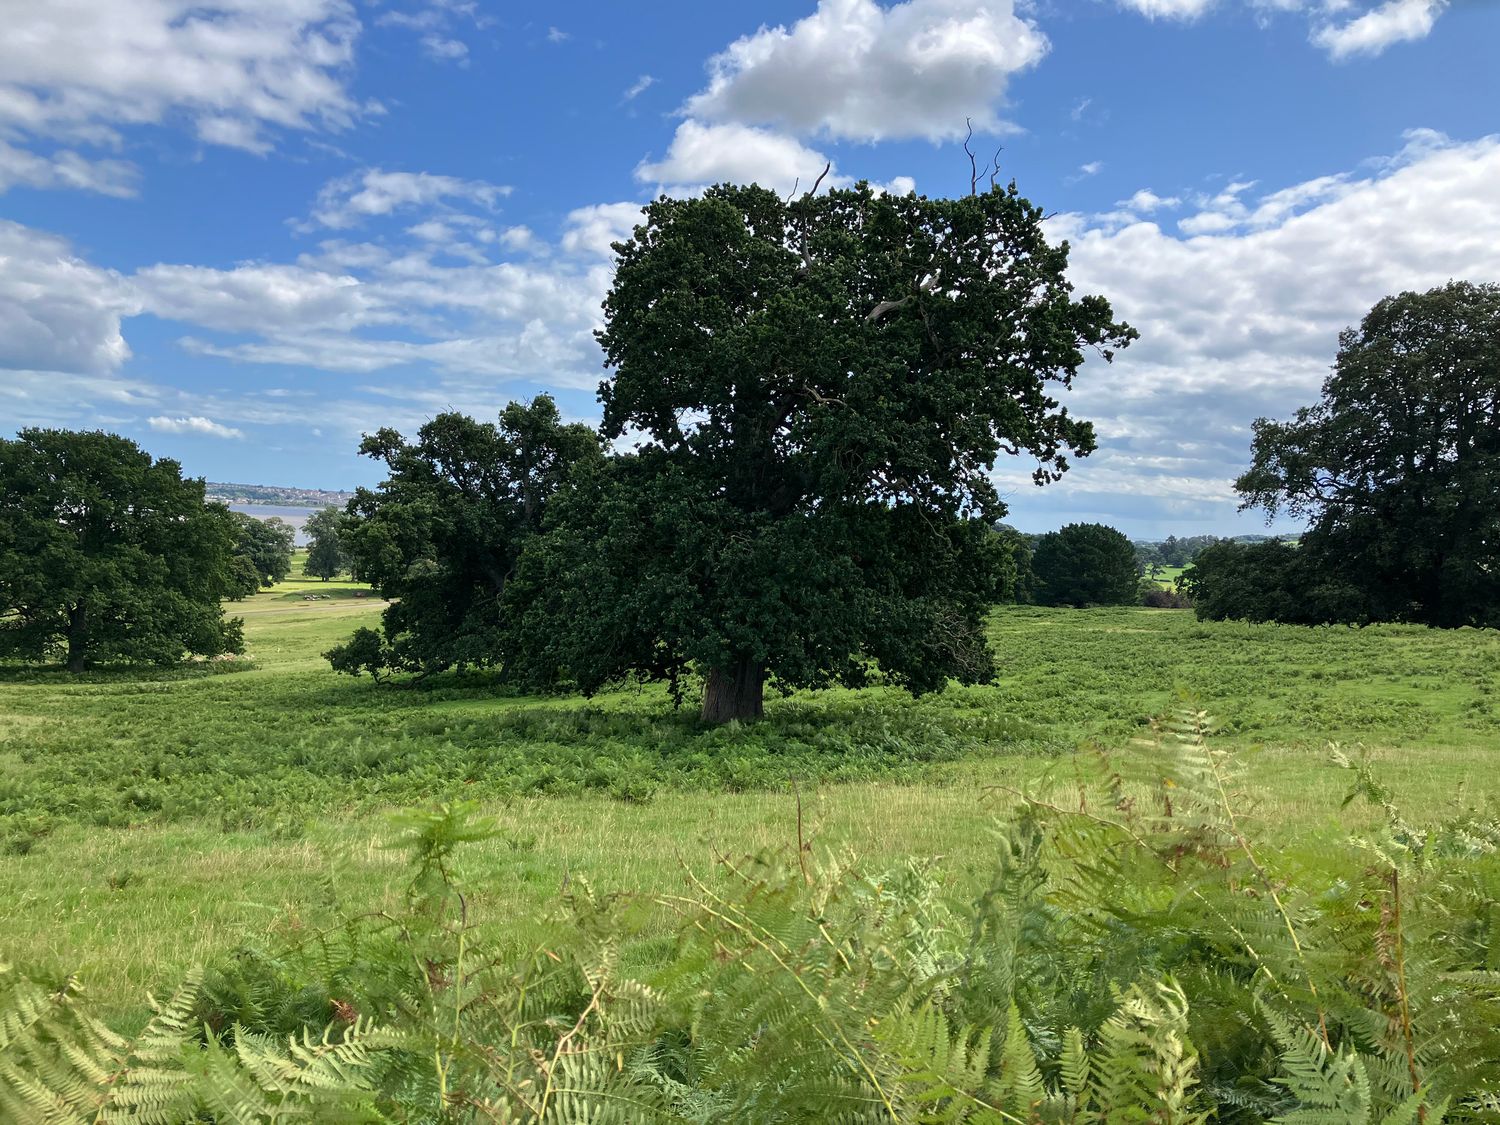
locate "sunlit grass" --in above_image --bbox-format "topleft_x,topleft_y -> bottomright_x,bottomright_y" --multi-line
2,574 -> 1497,1018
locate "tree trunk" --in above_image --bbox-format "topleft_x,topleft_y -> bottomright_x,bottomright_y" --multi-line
66,602 -> 89,673
701,659 -> 765,724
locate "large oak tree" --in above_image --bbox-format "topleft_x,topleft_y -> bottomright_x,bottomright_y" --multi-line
0,429 -> 244,671
517,182 -> 1134,721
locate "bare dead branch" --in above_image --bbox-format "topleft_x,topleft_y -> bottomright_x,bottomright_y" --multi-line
864,296 -> 913,323
793,163 -> 832,277
864,274 -> 939,324
809,161 -> 831,197
801,385 -> 847,407
963,118 -> 978,196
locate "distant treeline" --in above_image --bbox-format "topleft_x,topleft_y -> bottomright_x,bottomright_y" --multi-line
4,179 -> 1495,703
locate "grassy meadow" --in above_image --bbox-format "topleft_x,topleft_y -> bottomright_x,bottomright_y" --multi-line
3,560 -> 1499,1024
1144,563 -> 1189,587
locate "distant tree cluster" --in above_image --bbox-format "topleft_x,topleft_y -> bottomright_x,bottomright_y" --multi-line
0,430 -> 244,671
1186,281 -> 1500,628
1133,534 -> 1220,574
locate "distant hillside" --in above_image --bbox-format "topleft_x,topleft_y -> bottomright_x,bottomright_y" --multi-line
205,482 -> 355,507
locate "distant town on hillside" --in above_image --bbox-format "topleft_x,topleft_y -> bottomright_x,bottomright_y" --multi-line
205,482 -> 355,508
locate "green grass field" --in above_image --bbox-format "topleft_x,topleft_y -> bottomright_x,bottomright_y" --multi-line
3,565 -> 1498,1022
1143,563 -> 1189,587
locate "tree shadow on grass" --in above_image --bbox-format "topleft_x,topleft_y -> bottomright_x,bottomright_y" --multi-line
0,656 -> 258,686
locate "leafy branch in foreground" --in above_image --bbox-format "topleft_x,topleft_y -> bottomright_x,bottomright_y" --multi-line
3,709 -> 1499,1121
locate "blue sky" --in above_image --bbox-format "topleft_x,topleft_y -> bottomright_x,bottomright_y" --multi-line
2,0 -> 1498,536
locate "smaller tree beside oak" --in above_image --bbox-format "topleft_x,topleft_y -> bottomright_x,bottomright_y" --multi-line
0,429 -> 244,671
327,398 -> 603,682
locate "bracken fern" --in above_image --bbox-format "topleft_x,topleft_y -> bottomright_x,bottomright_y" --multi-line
3,706 -> 1499,1122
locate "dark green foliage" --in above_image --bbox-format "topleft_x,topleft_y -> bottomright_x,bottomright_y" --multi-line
0,428 -> 245,672
1031,522 -> 1140,607
5,720 -> 1498,1120
225,555 -> 263,602
327,397 -> 603,681
302,506 -> 347,581
1232,281 -> 1500,628
231,511 -> 295,587
1178,539 -> 1295,622
322,625 -> 392,683
514,456 -> 1017,709
993,523 -> 1038,604
519,181 -> 1134,721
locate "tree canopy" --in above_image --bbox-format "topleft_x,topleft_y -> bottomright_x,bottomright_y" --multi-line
1030,523 -> 1139,607
327,398 -> 603,682
515,181 -> 1134,721
231,512 -> 295,587
303,506 -> 348,581
0,429 -> 244,671
1220,281 -> 1500,627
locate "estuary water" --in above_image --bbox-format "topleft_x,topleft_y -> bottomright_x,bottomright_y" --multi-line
226,503 -> 325,546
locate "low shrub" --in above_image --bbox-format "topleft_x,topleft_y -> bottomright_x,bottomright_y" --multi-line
1141,585 -> 1193,608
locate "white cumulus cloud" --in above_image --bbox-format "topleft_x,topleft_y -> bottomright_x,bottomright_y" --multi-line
1313,0 -> 1447,59
562,203 -> 646,259
636,121 -> 841,196
683,0 -> 1048,143
134,262 -> 396,334
308,168 -> 512,229
0,0 -> 363,158
1115,0 -> 1217,19
0,221 -> 140,374
0,141 -> 139,198
1116,0 -> 1450,59
1018,131 -> 1500,523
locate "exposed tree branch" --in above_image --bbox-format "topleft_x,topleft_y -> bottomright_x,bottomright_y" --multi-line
801,385 -> 847,407
808,161 -> 831,197
864,274 -> 939,324
963,118 -> 978,196
793,164 -> 831,277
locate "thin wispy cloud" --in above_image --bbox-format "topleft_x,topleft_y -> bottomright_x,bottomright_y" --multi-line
147,415 -> 244,439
